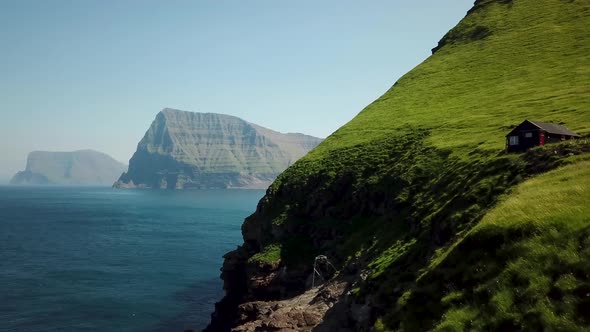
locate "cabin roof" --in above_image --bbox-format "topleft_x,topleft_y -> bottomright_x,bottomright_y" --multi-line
529,120 -> 581,137
506,120 -> 581,137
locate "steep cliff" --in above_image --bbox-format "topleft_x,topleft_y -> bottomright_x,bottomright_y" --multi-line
114,109 -> 322,189
10,150 -> 126,186
206,0 -> 590,331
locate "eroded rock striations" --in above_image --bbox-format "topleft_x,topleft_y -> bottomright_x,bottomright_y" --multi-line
10,150 -> 126,186
114,108 -> 322,189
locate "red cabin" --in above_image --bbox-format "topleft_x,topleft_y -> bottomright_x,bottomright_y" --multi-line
506,120 -> 581,153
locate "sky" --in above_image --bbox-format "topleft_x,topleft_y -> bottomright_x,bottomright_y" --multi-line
0,0 -> 474,182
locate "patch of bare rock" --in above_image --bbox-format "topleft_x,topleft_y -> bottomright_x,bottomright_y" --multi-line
230,281 -> 351,332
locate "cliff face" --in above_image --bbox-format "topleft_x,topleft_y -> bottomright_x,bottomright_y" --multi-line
206,0 -> 590,331
10,150 -> 126,186
114,108 -> 323,189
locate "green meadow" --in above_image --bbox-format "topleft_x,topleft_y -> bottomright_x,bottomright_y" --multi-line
308,0 -> 590,159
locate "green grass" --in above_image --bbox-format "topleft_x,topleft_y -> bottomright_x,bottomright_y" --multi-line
236,0 -> 590,330
248,243 -> 282,265
391,161 -> 590,331
477,163 -> 590,230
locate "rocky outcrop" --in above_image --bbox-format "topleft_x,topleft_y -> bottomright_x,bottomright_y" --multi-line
230,280 -> 351,332
10,150 -> 126,186
10,171 -> 50,185
114,108 -> 322,189
431,0 -> 513,54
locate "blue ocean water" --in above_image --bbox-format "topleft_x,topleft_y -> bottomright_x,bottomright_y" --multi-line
0,186 -> 264,332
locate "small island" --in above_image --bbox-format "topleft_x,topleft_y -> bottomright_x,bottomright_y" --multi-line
114,108 -> 323,189
10,150 -> 126,186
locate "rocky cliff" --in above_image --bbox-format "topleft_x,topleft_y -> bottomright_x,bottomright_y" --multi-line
205,0 -> 590,331
114,108 -> 323,189
10,150 -> 126,186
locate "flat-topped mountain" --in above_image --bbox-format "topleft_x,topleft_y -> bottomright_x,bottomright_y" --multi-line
10,150 -> 126,186
114,108 -> 323,189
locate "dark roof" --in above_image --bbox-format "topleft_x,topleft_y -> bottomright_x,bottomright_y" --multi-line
528,120 -> 581,137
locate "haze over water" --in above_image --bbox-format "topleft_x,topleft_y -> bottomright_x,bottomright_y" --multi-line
0,187 -> 264,332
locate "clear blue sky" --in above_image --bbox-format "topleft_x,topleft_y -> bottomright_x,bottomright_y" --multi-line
0,0 -> 473,182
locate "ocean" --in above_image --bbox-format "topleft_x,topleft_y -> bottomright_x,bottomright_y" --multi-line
0,186 -> 265,332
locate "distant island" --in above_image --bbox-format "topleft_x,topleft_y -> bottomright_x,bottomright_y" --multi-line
114,108 -> 323,189
10,150 -> 126,186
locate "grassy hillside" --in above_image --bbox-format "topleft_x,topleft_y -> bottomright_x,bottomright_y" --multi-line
308,0 -> 589,158
438,161 -> 590,330
222,0 -> 590,330
390,160 -> 590,331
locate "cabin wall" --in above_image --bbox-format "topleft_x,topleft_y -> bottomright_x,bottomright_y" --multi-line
506,120 -> 580,153
506,129 -> 541,152
512,121 -> 540,132
507,133 -> 578,152
545,134 -> 573,145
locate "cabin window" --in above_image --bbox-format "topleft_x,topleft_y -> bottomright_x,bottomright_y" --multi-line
525,132 -> 533,138
509,136 -> 519,145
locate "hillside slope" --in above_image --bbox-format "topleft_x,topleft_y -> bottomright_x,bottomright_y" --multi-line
10,150 -> 126,186
114,108 -> 322,189
206,0 -> 590,331
405,160 -> 590,331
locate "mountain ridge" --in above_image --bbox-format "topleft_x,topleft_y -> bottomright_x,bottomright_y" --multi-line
114,108 -> 323,189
